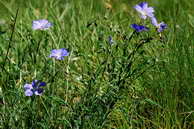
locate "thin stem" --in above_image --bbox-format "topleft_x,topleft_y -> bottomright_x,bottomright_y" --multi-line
2,8 -> 19,71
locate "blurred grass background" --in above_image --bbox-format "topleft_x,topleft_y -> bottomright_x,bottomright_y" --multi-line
0,0 -> 194,128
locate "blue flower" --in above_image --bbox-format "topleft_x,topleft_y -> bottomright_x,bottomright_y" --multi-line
49,48 -> 69,60
108,36 -> 114,44
131,24 -> 149,32
32,19 -> 52,30
151,17 -> 167,32
24,80 -> 46,96
134,2 -> 154,19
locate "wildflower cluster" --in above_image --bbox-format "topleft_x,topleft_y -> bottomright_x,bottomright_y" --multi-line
24,80 -> 46,96
131,2 -> 167,32
23,2 -> 167,97
23,20 -> 69,96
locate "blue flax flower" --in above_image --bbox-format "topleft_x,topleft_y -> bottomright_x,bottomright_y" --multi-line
32,19 -> 52,30
108,36 -> 114,44
49,48 -> 69,60
134,2 -> 154,19
131,24 -> 149,32
151,17 -> 167,32
24,80 -> 46,96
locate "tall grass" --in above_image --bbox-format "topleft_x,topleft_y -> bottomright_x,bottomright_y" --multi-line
0,0 -> 193,128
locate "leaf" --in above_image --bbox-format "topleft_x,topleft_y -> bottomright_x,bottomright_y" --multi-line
188,14 -> 194,28
144,98 -> 162,108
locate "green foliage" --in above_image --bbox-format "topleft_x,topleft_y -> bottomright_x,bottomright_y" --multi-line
0,0 -> 194,128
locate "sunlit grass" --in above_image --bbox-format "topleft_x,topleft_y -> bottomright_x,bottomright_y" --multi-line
0,0 -> 194,128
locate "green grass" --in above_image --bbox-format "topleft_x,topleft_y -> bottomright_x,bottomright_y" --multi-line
0,0 -> 194,128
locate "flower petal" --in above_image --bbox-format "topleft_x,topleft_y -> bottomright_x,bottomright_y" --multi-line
39,82 -> 46,87
134,2 -> 154,19
139,2 -> 147,8
49,48 -> 69,60
158,22 -> 167,32
25,89 -> 33,96
134,5 -> 142,12
34,88 -> 44,96
151,17 -> 158,27
131,24 -> 149,32
24,84 -> 33,90
32,80 -> 39,88
32,19 -> 52,30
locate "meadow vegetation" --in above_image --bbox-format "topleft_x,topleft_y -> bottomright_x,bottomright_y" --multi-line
0,0 -> 194,128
